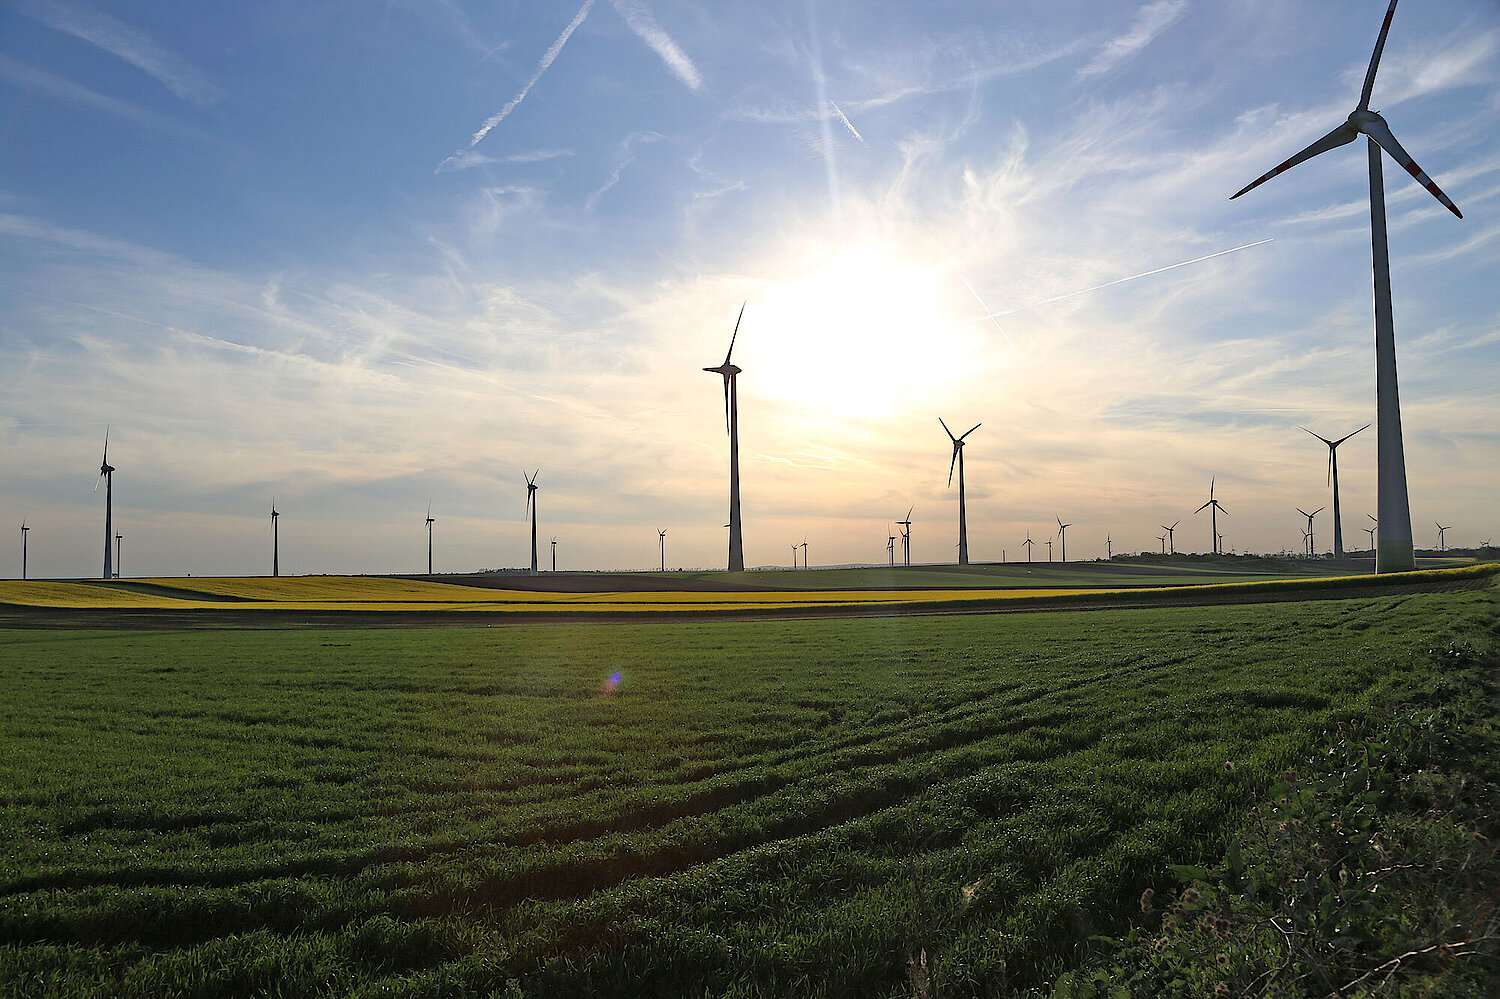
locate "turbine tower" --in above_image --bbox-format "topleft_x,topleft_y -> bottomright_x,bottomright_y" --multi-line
1301,424 -> 1368,558
114,533 -> 122,578
1366,514 -> 1378,553
897,507 -> 913,567
1157,534 -> 1167,554
1232,0 -> 1463,573
425,502 -> 435,575
271,500 -> 280,577
1161,521 -> 1179,555
1056,516 -> 1073,563
1046,538 -> 1053,562
887,527 -> 896,567
1195,478 -> 1227,554
703,304 -> 746,572
19,521 -> 29,581
96,428 -> 115,580
799,536 -> 808,570
1298,507 -> 1325,556
524,471 -> 539,574
940,418 -> 981,565
1106,534 -> 1113,560
550,537 -> 557,572
1023,533 -> 1035,562
658,528 -> 667,572
1435,522 -> 1450,551
790,543 -> 798,569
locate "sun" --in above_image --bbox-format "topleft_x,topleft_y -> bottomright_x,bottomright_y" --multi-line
746,244 -> 981,421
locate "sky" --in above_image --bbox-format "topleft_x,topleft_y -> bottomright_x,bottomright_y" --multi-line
1,0 -> 1497,577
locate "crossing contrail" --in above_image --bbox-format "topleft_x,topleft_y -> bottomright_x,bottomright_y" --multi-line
829,101 -> 864,145
950,261 -> 1020,357
973,238 -> 1274,321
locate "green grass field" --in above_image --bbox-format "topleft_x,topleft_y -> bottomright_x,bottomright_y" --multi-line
1,583 -> 1496,997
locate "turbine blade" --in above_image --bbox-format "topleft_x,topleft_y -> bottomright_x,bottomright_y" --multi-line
1231,123 -> 1359,200
1328,450 -> 1334,489
1196,501 -> 1211,513
939,416 -> 955,441
947,447 -> 957,487
1359,0 -> 1400,110
722,374 -> 731,433
960,423 -> 981,440
1333,423 -> 1371,447
1300,425 -> 1335,446
725,302 -> 745,365
1360,116 -> 1462,218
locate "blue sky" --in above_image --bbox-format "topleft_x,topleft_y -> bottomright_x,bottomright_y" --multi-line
1,0 -> 1497,576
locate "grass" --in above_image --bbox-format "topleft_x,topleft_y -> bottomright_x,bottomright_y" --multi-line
0,580 -> 1496,996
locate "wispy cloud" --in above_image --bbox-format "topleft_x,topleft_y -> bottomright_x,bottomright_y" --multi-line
606,0 -> 702,92
1079,0 -> 1188,77
586,132 -> 662,210
433,148 -> 576,174
828,101 -> 865,145
465,0 -> 595,149
0,57 -> 220,144
12,0 -> 224,105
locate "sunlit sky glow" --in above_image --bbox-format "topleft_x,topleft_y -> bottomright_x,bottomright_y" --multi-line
2,0 -> 1497,576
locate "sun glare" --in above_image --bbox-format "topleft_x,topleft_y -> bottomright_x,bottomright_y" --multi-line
749,246 -> 977,420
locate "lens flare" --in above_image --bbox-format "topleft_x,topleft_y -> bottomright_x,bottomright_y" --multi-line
601,671 -> 622,695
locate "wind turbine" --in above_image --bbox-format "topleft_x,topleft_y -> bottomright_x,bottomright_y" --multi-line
1046,538 -> 1054,562
524,470 -> 539,574
1161,521 -> 1179,555
1301,424 -> 1369,558
1157,534 -> 1167,554
799,536 -> 808,570
19,521 -> 28,580
887,527 -> 896,567
1106,534 -> 1113,560
1232,0 -> 1463,573
658,528 -> 667,572
703,304 -> 746,572
897,507 -> 913,567
114,533 -> 122,578
1297,507 -> 1325,556
1023,533 -> 1035,562
1435,522 -> 1450,551
96,428 -> 115,580
1056,516 -> 1073,563
791,543 -> 799,569
1365,514 -> 1378,552
940,418 -> 981,565
271,500 -> 280,577
425,502 -> 435,575
550,537 -> 557,572
1195,478 -> 1227,554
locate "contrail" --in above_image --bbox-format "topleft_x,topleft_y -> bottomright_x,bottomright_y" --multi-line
470,0 -> 594,147
950,262 -> 1020,357
974,238 -> 1274,321
829,101 -> 864,145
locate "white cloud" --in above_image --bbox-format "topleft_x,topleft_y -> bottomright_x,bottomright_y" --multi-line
12,0 -> 224,104
607,0 -> 703,92
0,57 -> 220,144
1079,0 -> 1189,77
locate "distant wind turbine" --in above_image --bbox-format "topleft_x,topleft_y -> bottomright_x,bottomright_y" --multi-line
426,502 -> 435,575
1046,538 -> 1053,562
114,533 -> 122,579
791,543 -> 798,570
524,471 -> 539,574
271,500 -> 280,577
703,304 -> 746,572
1106,534 -> 1113,560
1161,521 -> 1179,555
940,418 -> 981,565
1435,522 -> 1450,551
1297,507 -> 1325,556
799,536 -> 808,569
1023,533 -> 1035,562
1195,479 -> 1227,554
1232,0 -> 1463,573
658,528 -> 667,572
1301,424 -> 1368,558
19,521 -> 29,581
1056,516 -> 1073,563
1366,514 -> 1378,552
887,527 -> 896,567
1157,534 -> 1167,554
551,537 -> 557,572
898,507 -> 913,567
96,428 -> 115,580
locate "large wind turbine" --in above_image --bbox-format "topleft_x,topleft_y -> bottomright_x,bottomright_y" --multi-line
1301,424 -> 1368,558
1435,522 -> 1450,551
703,304 -> 746,572
1056,516 -> 1073,563
799,536 -> 808,570
524,471 -> 539,574
425,502 -> 435,575
96,428 -> 115,580
658,528 -> 667,572
1297,506 -> 1325,556
271,500 -> 280,577
897,507 -> 913,567
19,521 -> 28,580
1232,0 -> 1463,573
1195,478 -> 1227,554
940,418 -> 981,565
1161,521 -> 1179,555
